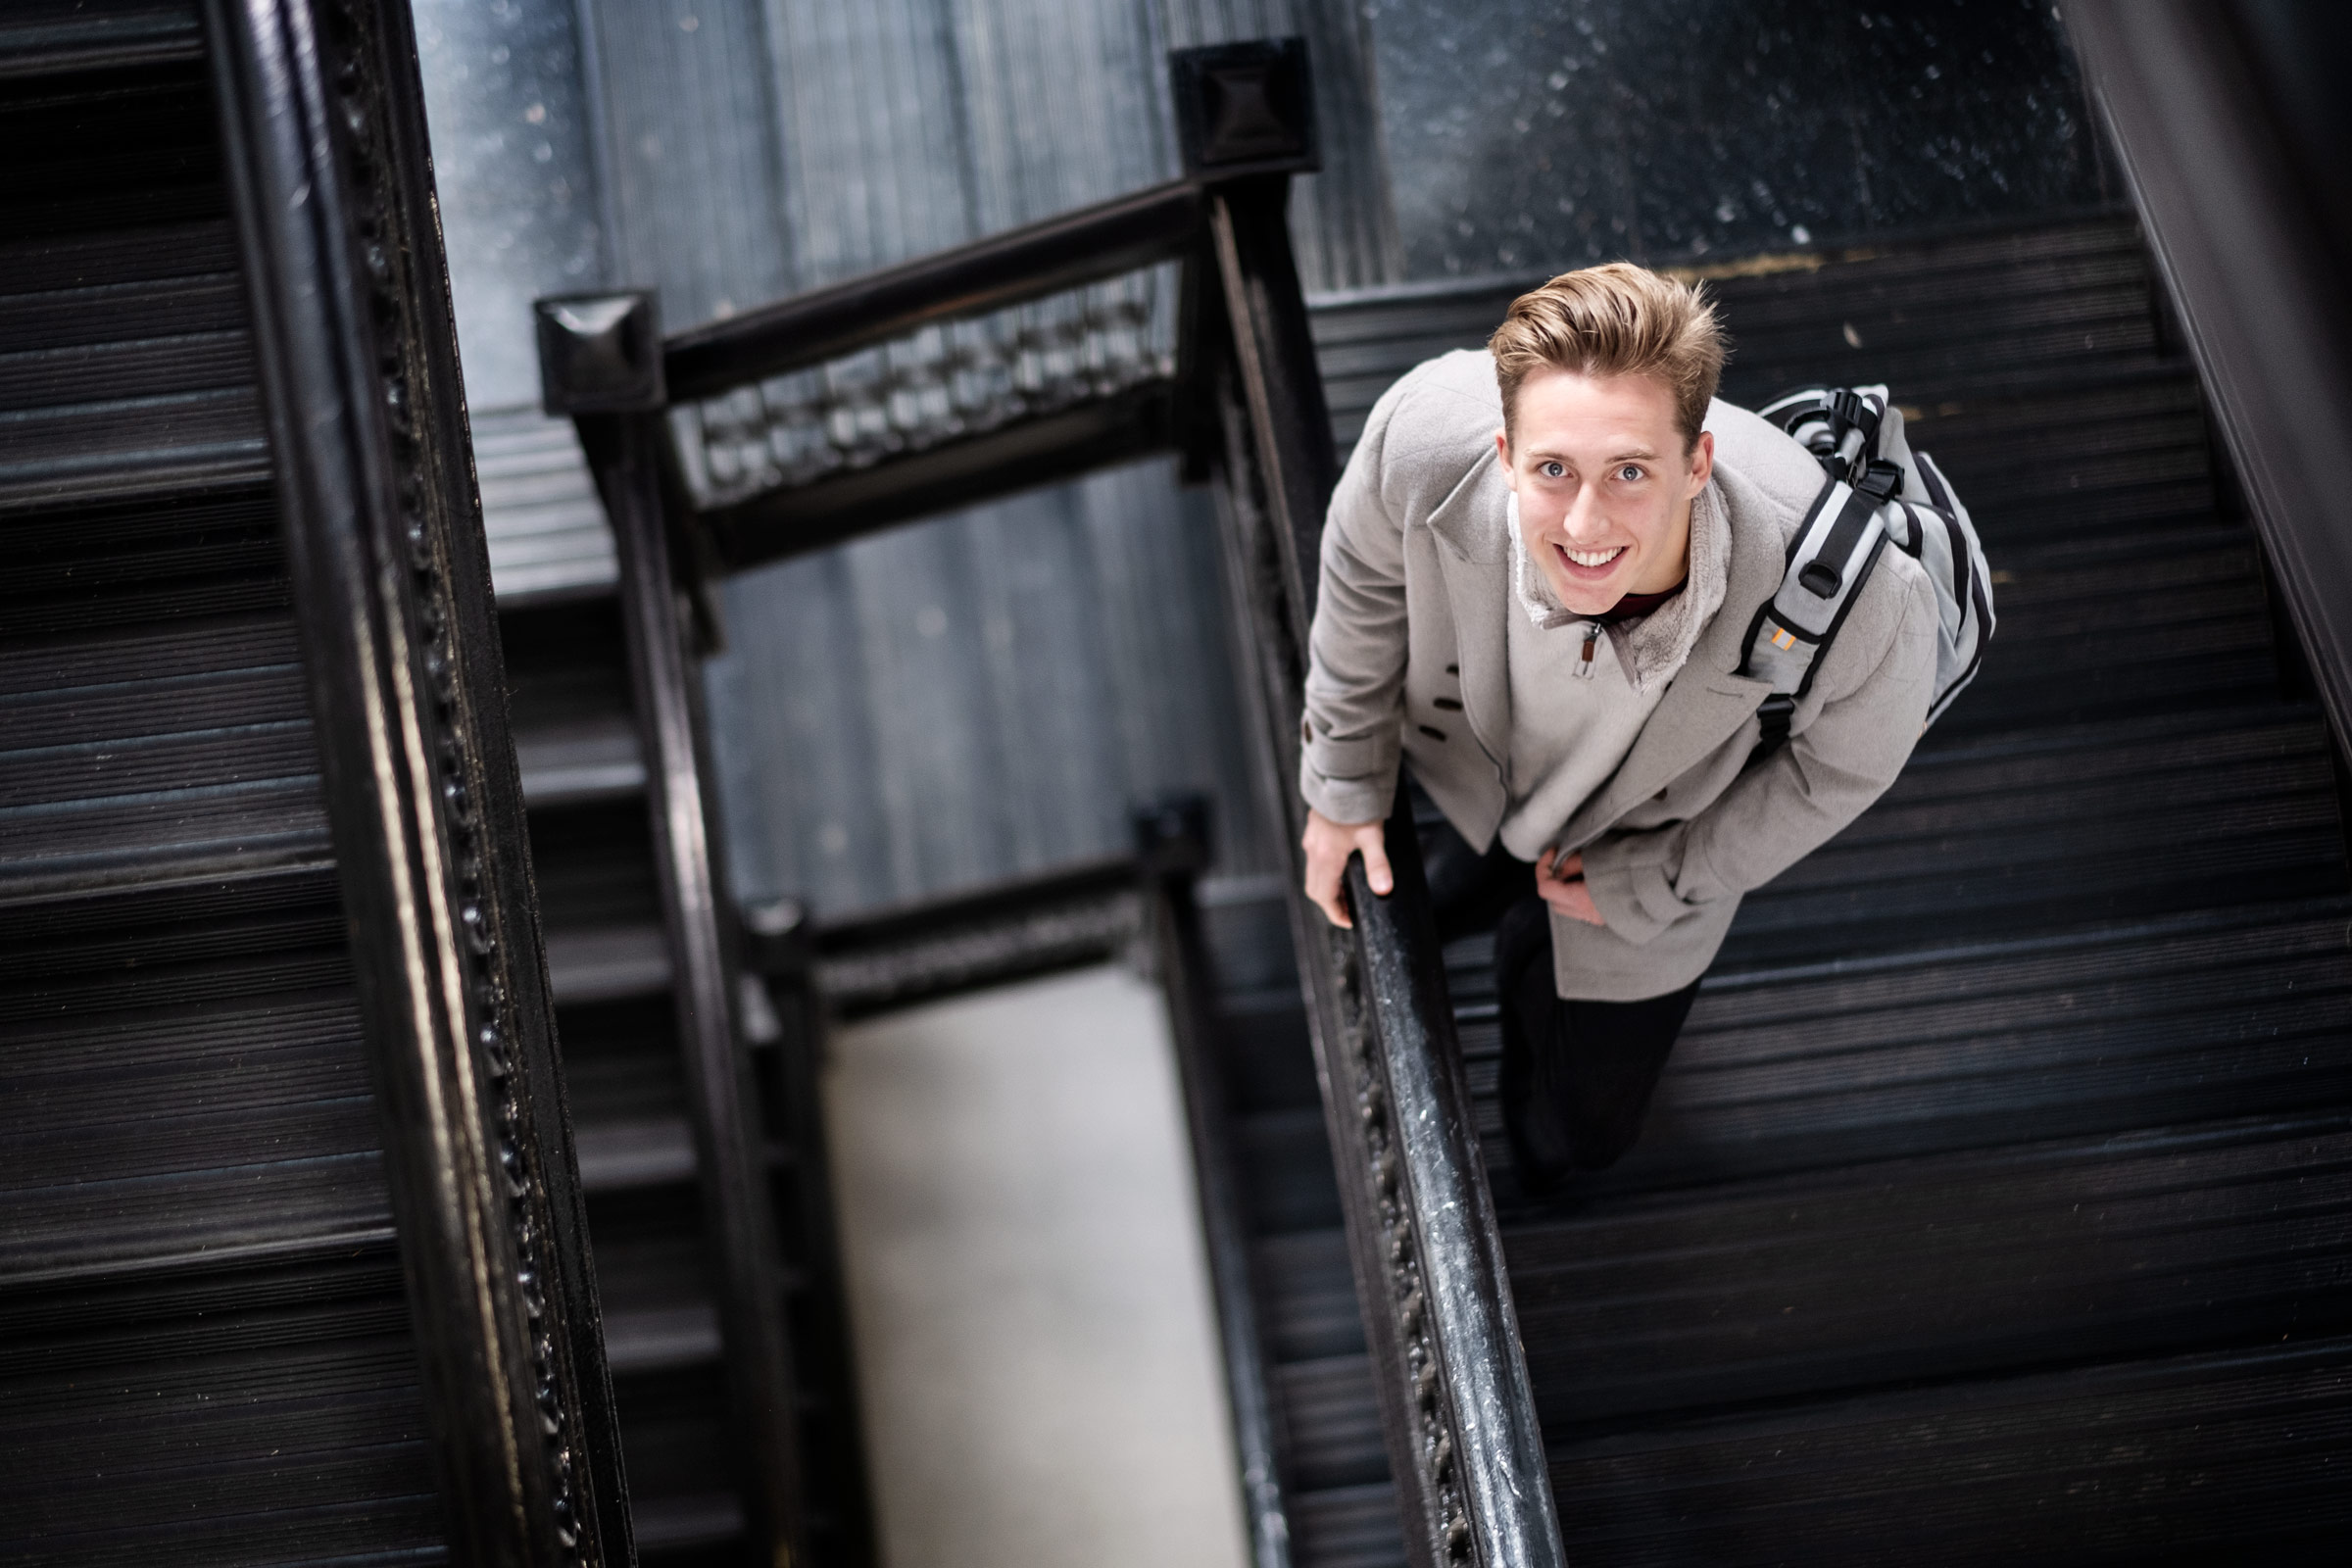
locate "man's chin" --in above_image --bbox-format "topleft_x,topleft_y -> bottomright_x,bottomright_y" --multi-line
1543,573 -> 1623,617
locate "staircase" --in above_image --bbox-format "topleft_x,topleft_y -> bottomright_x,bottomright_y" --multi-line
0,26 -> 449,1564
1320,216 -> 2352,1562
0,4 -> 639,1558
493,522 -> 872,1564
1189,884 -> 1405,1564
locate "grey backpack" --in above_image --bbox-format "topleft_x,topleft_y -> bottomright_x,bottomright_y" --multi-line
1740,384 -> 1994,755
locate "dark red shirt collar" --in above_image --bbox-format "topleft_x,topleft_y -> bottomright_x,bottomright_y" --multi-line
1590,579 -> 1688,625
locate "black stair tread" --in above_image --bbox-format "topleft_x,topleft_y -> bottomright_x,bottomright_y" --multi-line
0,790 -> 331,906
0,396 -> 270,511
0,662 -> 308,757
1720,737 -> 2344,962
0,2 -> 202,80
0,270 -> 241,360
0,327 -> 253,415
0,1132 -> 391,1288
628,1491 -> 746,1553
1889,373 -> 2215,532
1964,530 -> 2255,621
1506,1112 -> 2352,1425
1234,1105 -> 1349,1238
0,490 -> 326,901
1544,1336 -> 2352,1568
1311,216 -> 2161,447
573,1113 -> 700,1193
0,1331 -> 442,1567
0,214 -> 234,300
1253,1227 -> 1367,1364
609,1363 -> 747,1530
1273,1352 -> 1391,1492
545,921 -> 672,1004
474,408 -> 615,604
0,493 -> 290,641
1455,899 -> 2352,1191
528,797 -> 662,926
0,712 -> 318,811
554,996 -> 689,1126
1287,1482 -> 1407,1568
0,607 -> 294,694
0,868 -> 394,1280
0,62 -> 267,510
604,1303 -> 724,1376
1771,710 -> 2336,864
515,710 -> 646,806
1739,804 -> 2338,928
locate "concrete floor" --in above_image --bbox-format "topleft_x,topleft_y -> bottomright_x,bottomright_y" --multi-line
824,963 -> 1250,1568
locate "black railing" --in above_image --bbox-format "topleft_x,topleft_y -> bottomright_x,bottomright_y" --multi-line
209,0 -> 630,1561
537,36 -> 1563,1568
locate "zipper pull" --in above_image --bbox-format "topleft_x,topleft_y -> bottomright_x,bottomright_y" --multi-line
1575,623 -> 1599,679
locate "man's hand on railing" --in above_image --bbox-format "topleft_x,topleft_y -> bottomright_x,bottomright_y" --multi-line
1302,808 -> 1393,929
1537,847 -> 1605,926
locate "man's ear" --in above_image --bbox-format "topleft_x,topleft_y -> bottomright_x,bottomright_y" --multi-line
1494,427 -> 1511,469
1686,429 -> 1716,495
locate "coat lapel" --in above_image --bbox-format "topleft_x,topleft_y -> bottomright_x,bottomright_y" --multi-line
1428,451 -> 1513,776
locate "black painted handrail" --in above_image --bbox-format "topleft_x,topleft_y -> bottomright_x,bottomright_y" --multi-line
663,176 -> 1206,400
212,0 -> 629,1561
1200,164 -> 1565,1567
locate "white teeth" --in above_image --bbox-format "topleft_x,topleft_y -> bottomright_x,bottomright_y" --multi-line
1561,546 -> 1625,568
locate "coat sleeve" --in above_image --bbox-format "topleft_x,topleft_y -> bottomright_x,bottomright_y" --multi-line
1579,564 -> 1939,945
1298,375 -> 1418,825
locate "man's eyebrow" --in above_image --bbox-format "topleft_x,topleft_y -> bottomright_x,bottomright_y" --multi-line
1519,444 -> 1662,464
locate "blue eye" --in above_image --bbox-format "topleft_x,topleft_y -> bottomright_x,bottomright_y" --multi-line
1541,461 -> 1565,479
1617,465 -> 1643,482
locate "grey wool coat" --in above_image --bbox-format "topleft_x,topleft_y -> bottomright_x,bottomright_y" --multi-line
1299,349 -> 1941,1001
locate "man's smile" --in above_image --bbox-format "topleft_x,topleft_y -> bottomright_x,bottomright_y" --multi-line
1554,541 -> 1628,579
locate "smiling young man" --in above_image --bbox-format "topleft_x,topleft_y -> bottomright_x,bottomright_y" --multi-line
1297,263 -> 1939,1190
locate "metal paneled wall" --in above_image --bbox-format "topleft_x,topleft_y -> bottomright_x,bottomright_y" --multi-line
576,0 -> 794,327
568,0 -> 1398,917
413,1 -> 617,600
412,0 -> 606,411
1159,0 -> 1403,292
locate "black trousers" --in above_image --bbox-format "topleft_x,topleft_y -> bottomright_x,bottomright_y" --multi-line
1493,895 -> 1702,1184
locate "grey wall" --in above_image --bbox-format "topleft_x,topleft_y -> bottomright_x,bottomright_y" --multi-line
412,0 -> 607,413
413,1 -> 616,600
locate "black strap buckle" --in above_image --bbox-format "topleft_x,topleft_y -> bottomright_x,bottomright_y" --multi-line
1747,692 -> 1798,767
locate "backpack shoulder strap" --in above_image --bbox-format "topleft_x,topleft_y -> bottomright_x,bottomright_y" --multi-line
1741,387 -> 1899,761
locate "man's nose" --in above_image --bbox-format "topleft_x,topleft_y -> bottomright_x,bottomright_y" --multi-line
1560,484 -> 1609,542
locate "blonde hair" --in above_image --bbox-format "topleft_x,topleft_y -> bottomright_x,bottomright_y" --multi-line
1489,262 -> 1727,449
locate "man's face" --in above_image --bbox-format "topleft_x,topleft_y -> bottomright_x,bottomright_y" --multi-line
1496,366 -> 1714,615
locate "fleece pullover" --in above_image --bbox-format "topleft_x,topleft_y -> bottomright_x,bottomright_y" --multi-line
1494,479 -> 1732,862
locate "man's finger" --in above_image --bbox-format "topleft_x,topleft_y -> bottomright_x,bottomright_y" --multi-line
1357,833 -> 1394,897
1304,858 -> 1352,929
